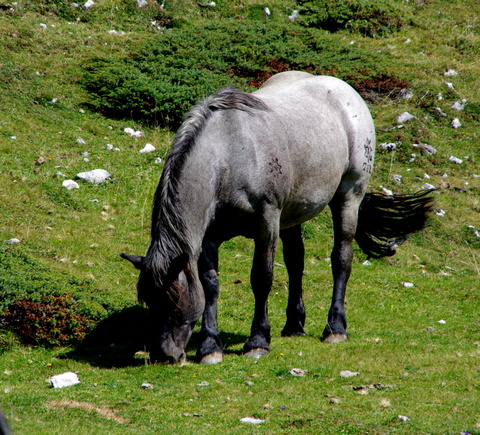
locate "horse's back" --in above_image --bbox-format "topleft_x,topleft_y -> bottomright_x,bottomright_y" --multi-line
252,72 -> 375,227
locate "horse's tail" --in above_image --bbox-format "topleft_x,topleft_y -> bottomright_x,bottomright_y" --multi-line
355,190 -> 435,258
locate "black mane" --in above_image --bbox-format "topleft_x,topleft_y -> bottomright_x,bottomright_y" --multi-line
139,87 -> 268,302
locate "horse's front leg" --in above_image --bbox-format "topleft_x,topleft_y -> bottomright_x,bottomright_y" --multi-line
244,214 -> 279,358
280,225 -> 306,336
322,195 -> 359,343
197,241 -> 223,364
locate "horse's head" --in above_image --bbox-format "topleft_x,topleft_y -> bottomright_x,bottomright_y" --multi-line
121,252 -> 205,364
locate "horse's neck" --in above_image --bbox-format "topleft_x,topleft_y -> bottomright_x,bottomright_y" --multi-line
175,153 -> 218,256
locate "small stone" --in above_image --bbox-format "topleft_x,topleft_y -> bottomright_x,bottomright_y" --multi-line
451,118 -> 462,129
379,142 -> 397,151
449,156 -> 463,164
452,99 -> 467,111
141,382 -> 154,389
62,180 -> 80,190
139,143 -> 156,153
397,112 -> 415,123
49,372 -> 80,388
4,238 -> 21,244
240,417 -> 265,424
289,368 -> 307,377
76,169 -> 111,184
340,370 -> 359,378
444,69 -> 458,76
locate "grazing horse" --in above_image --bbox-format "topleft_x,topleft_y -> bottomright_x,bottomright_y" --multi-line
122,71 -> 433,364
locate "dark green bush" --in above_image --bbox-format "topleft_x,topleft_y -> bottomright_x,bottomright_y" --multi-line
0,249 -> 116,346
296,0 -> 407,37
82,21 -> 400,127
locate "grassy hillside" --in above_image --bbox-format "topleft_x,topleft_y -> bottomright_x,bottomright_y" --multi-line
0,1 -> 478,434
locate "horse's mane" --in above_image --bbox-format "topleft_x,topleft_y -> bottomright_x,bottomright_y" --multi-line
139,87 -> 269,302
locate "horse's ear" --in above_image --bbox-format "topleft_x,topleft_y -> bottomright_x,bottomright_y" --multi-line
169,253 -> 189,276
120,253 -> 145,270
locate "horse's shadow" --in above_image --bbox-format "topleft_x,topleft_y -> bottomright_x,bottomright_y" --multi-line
65,306 -> 248,368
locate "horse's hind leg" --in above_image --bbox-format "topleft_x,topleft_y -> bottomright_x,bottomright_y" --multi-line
322,192 -> 362,343
280,225 -> 306,336
197,241 -> 223,364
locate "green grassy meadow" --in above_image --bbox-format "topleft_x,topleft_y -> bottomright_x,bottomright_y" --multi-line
0,1 -> 479,433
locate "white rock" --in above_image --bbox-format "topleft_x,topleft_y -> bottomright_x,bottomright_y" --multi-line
62,180 -> 80,190
103,144 -> 114,150
379,142 -> 397,151
437,93 -> 443,101
449,155 -> 463,164
401,282 -> 414,288
445,82 -> 455,91
139,143 -> 156,153
76,137 -> 86,144
397,112 -> 416,123
83,0 -> 94,10
39,23 -> 48,29
381,187 -> 393,196
264,7 -> 271,18
124,127 -> 144,137
398,88 -> 413,99
137,0 -> 148,7
444,69 -> 458,77
289,368 -> 307,377
451,118 -> 461,128
340,370 -> 359,378
141,382 -> 154,389
423,183 -> 436,191
240,417 -> 265,424
288,10 -> 299,21
76,169 -> 111,184
398,415 -> 410,422
418,143 -> 437,155
49,372 -> 80,388
436,209 -> 446,217
434,107 -> 447,117
437,319 -> 446,324
362,260 -> 372,266
4,238 -> 21,244
393,175 -> 402,183
452,99 -> 467,111
154,157 -> 163,164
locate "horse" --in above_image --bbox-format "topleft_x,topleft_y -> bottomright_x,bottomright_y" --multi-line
121,71 -> 434,364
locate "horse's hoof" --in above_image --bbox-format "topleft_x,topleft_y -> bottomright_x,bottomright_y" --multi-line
244,348 -> 269,359
199,352 -> 223,365
322,333 -> 347,343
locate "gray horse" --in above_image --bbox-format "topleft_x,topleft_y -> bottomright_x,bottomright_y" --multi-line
122,71 -> 433,364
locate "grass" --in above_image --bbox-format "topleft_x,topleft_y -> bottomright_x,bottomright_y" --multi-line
0,0 -> 479,433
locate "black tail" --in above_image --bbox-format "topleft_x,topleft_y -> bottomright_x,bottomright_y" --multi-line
355,190 -> 435,258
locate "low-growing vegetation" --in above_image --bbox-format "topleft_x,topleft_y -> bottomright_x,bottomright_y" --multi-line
0,0 -> 478,434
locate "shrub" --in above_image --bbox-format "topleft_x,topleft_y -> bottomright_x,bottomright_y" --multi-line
82,21 -> 402,127
295,0 -> 407,37
1,295 -> 92,347
0,250 -> 115,346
